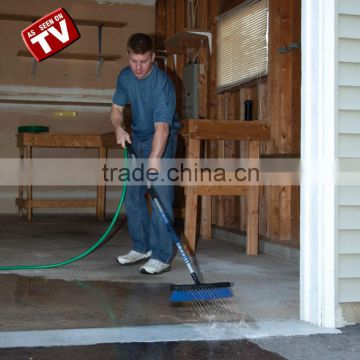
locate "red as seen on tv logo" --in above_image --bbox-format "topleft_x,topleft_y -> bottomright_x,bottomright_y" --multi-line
21,8 -> 80,62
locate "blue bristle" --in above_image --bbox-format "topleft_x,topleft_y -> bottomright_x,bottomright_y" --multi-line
170,287 -> 233,303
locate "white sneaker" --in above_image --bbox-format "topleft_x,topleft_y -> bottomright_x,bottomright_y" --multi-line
117,250 -> 151,265
140,259 -> 171,275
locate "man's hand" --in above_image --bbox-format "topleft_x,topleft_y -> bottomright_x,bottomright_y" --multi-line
115,127 -> 131,148
110,104 -> 131,148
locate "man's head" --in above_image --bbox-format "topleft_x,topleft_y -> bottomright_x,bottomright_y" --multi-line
127,33 -> 155,79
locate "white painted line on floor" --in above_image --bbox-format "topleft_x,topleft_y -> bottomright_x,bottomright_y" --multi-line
0,320 -> 340,348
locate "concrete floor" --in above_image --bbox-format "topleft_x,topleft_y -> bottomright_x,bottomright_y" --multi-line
0,215 -> 356,359
0,214 -> 299,327
0,340 -> 286,360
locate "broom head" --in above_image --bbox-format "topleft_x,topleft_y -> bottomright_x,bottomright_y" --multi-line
170,282 -> 233,303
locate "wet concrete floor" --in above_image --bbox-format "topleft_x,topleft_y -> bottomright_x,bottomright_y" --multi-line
0,274 -> 246,331
0,214 -> 299,330
0,340 -> 285,360
1,215 -> 353,359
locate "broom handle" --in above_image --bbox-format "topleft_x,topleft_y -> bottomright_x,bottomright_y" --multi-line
125,141 -> 201,285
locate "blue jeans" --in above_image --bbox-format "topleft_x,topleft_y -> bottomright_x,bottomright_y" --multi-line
124,133 -> 177,264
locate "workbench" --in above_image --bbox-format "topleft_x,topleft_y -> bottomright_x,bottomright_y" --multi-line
181,119 -> 271,255
16,132 -> 118,221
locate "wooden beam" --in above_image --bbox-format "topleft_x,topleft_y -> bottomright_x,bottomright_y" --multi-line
165,0 -> 176,79
269,186 -> 281,241
17,133 -> 102,148
187,119 -> 270,141
279,185 -> 292,241
219,0 -> 248,14
258,80 -> 270,154
97,147 -> 107,221
195,186 -> 248,196
208,0 -> 219,228
175,0 -> 186,32
268,0 -> 281,153
101,132 -> 120,148
291,186 -> 300,246
239,88 -> 252,231
0,99 -> 110,107
16,199 -> 97,208
184,138 -> 201,253
75,19 -> 127,28
0,13 -> 127,28
155,0 -> 167,47
166,0 -> 176,37
214,94 -> 226,227
267,0 -> 301,154
0,13 -> 38,22
197,0 -> 209,31
224,92 -> 237,229
279,0 -> 294,154
17,50 -> 121,61
266,0 -> 301,245
290,0 -> 301,155
198,48 -> 208,119
174,0 -> 186,117
25,145 -> 32,221
247,141 -> 260,255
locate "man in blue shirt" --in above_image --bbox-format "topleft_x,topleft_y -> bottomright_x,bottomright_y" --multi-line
110,33 -> 178,275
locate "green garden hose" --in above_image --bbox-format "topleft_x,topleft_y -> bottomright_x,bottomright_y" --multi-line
0,149 -> 128,271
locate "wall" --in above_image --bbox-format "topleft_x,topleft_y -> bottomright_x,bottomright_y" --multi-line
0,0 -> 154,214
155,0 -> 301,248
337,0 -> 360,321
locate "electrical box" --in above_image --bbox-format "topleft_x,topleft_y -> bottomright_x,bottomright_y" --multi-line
183,63 -> 199,119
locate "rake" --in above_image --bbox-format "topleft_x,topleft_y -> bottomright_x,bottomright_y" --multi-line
125,142 -> 233,303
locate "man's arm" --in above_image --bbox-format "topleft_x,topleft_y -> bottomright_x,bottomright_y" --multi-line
110,104 -> 131,148
149,122 -> 169,171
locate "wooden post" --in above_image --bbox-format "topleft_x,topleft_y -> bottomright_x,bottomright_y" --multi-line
208,0 -> 219,229
239,88 -> 252,232
184,137 -> 200,253
155,0 -> 166,47
96,147 -> 107,221
165,0 -> 176,80
267,0 -> 301,243
247,140 -> 260,255
198,27 -> 212,240
25,145 -> 32,221
174,0 -> 186,118
215,94 -> 226,227
18,146 -> 24,217
223,92 -> 236,229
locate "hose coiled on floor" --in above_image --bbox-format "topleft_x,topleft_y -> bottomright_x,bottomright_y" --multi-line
0,149 -> 128,270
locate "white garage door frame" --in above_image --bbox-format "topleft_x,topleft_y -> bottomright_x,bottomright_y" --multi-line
300,0 -> 339,328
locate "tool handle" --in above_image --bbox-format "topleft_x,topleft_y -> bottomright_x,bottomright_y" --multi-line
124,142 -> 201,285
124,141 -> 136,157
125,141 -> 155,191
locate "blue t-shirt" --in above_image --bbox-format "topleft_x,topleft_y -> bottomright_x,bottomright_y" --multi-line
112,64 -> 179,140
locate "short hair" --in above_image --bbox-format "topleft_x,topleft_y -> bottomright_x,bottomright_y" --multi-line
127,33 -> 154,54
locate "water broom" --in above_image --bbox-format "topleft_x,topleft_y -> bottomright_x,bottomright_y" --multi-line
125,142 -> 233,303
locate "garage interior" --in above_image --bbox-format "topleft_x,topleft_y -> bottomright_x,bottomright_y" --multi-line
0,0 -> 307,349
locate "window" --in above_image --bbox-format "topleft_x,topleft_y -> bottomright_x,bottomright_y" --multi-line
217,0 -> 269,92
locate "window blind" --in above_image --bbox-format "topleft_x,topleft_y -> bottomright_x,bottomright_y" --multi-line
217,0 -> 269,92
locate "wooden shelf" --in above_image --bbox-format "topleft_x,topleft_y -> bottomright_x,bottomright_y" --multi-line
163,29 -> 211,54
0,13 -> 127,28
17,50 -> 121,61
181,119 -> 271,141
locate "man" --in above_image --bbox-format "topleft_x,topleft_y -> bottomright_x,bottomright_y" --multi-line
110,33 -> 178,275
